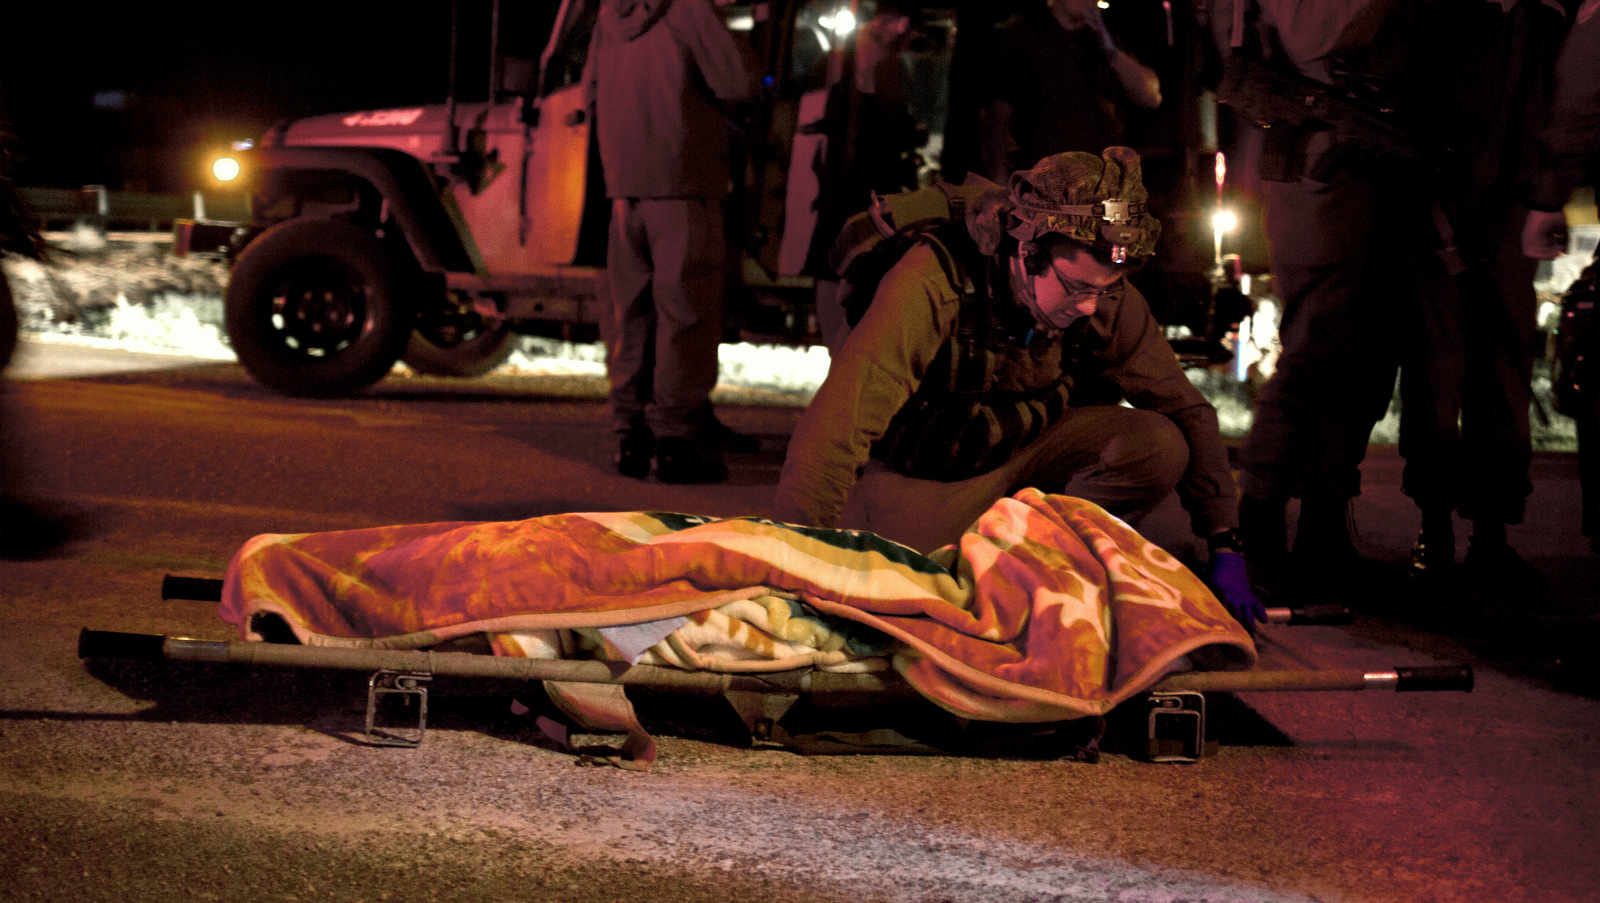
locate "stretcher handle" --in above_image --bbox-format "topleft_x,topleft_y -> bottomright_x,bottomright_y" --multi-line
162,575 -> 224,602
1264,604 -> 1353,626
1394,665 -> 1474,692
79,628 -> 169,660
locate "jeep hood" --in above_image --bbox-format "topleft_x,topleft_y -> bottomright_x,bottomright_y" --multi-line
271,101 -> 529,155
275,105 -> 451,148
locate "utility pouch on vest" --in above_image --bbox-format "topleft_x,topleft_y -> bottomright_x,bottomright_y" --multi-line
873,298 -> 1076,482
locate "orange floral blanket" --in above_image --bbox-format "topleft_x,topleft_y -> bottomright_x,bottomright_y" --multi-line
218,489 -> 1255,723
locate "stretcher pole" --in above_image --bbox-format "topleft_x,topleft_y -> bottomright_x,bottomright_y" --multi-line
77,629 -> 1472,695
78,628 -> 1472,761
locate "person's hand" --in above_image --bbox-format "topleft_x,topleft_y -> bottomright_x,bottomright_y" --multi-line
1522,209 -> 1570,260
1210,550 -> 1267,633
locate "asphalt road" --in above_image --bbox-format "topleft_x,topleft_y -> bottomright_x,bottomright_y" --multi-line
3,341 -> 1598,903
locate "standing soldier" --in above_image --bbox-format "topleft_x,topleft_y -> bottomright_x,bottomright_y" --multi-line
585,0 -> 759,484
980,0 -> 1162,183
1212,0 -> 1433,599
1397,0 -> 1581,592
1523,1 -> 1600,553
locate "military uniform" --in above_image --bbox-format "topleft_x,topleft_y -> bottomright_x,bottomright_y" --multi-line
1398,0 -> 1578,582
773,152 -> 1237,553
586,0 -> 758,481
1214,0 -> 1438,586
1529,3 -> 1600,542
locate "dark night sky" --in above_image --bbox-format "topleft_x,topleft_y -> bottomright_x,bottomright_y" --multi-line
2,1 -> 1193,194
1,1 -> 556,191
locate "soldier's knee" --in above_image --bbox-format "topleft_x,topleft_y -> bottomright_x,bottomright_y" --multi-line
1113,413 -> 1189,492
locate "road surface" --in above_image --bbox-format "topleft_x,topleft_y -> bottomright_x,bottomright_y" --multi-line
3,340 -> 1597,902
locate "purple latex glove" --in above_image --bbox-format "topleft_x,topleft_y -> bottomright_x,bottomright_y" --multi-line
1210,550 -> 1266,632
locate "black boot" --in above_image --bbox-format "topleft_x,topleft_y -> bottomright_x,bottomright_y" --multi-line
614,425 -> 654,480
704,408 -> 761,454
655,436 -> 728,484
1292,493 -> 1396,601
1461,521 -> 1549,597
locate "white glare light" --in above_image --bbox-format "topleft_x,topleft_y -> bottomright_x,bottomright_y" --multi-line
1212,209 -> 1238,234
1098,1 -> 1110,9
818,8 -> 856,37
212,157 -> 241,182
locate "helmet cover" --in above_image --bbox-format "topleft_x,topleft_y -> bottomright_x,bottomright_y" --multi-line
1004,147 -> 1161,262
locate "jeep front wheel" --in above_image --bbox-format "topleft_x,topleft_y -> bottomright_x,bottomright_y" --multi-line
402,303 -> 519,378
224,218 -> 414,397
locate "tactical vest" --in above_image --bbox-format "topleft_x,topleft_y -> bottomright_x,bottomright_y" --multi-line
870,245 -> 1096,482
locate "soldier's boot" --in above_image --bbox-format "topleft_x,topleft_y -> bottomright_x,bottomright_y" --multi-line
655,436 -> 728,485
1292,493 -> 1398,602
614,423 -> 655,480
1461,520 -> 1549,598
698,403 -> 760,455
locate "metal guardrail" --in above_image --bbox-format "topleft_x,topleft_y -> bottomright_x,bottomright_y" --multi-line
16,185 -> 250,233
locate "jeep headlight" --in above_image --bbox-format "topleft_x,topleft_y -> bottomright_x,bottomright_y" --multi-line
211,156 -> 242,182
208,139 -> 254,185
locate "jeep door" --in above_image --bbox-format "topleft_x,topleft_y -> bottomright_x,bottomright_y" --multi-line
443,0 -> 595,274
518,0 -> 599,268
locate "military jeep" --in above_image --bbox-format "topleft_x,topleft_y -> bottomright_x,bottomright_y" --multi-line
177,1 -> 1223,397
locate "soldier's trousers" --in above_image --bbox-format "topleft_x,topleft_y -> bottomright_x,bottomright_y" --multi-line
1397,199 -> 1538,524
1238,163 -> 1431,502
604,197 -> 724,439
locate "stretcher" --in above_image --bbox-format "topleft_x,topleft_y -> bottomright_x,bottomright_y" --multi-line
79,597 -> 1470,765
76,491 -> 1473,767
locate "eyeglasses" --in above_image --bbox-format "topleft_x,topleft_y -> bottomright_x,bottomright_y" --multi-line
1047,261 -> 1124,304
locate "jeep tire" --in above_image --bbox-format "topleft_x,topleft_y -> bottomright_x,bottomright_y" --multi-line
225,218 -> 415,397
402,310 -> 519,378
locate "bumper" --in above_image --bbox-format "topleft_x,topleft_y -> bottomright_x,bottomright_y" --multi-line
172,219 -> 259,260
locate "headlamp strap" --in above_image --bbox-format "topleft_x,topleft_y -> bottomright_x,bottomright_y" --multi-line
1012,199 -> 1147,226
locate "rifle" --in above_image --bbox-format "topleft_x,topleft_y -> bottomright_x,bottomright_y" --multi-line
1217,56 -> 1423,182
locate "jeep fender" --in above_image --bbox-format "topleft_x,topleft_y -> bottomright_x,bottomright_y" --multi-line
250,145 -> 476,276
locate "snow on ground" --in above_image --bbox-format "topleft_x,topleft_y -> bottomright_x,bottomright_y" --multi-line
2,228 -> 832,397
2,229 -> 1582,448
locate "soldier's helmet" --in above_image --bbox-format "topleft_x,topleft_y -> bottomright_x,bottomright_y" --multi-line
1003,147 -> 1161,265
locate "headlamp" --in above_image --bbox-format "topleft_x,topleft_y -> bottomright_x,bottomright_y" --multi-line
1015,198 -> 1149,263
